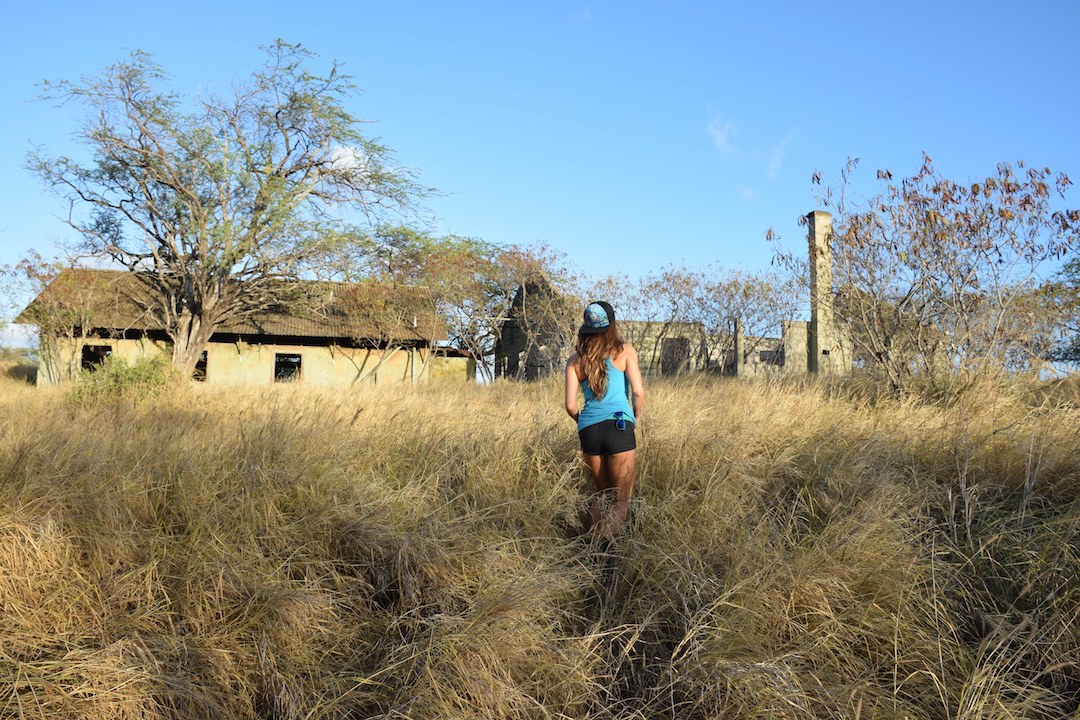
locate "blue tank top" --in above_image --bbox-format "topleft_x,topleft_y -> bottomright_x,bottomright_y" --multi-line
577,357 -> 635,431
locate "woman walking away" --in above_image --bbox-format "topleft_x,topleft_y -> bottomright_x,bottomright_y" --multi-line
565,301 -> 645,541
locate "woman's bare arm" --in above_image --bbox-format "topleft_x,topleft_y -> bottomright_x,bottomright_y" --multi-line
564,354 -> 581,421
623,345 -> 645,425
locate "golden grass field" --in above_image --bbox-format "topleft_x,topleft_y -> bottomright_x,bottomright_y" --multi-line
1,364 -> 1079,719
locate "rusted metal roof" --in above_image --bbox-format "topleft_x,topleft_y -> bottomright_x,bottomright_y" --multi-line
15,269 -> 447,343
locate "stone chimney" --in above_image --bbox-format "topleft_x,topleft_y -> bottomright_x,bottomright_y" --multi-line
808,211 -> 836,373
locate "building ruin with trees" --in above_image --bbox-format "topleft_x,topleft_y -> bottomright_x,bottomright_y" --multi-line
15,269 -> 474,386
494,210 -> 853,380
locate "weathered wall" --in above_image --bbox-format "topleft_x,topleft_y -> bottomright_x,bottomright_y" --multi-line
733,319 -> 785,379
622,321 -> 726,376
781,321 -> 808,375
204,342 -> 425,385
496,212 -> 854,382
52,337 -> 474,386
627,320 -> 793,378
425,354 -> 477,383
495,314 -> 826,382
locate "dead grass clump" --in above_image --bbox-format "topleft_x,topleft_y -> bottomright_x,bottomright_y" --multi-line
0,516 -> 106,659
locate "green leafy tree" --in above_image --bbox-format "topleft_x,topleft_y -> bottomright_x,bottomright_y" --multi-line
328,224 -> 500,379
27,41 -> 432,375
406,233 -> 518,380
324,224 -> 579,381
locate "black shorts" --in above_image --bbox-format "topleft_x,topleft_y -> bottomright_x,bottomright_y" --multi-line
578,419 -> 637,456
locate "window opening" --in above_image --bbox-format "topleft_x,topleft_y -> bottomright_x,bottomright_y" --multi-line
193,351 -> 208,382
81,345 -> 112,370
660,337 -> 690,376
275,353 -> 302,382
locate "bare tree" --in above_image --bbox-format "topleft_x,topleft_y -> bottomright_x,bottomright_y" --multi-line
588,265 -> 799,375
3,251 -> 112,383
772,156 -> 1080,390
681,265 -> 799,371
1044,254 -> 1080,366
27,42 -> 432,375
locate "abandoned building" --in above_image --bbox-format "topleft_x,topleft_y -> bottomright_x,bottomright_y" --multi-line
494,210 -> 853,379
15,270 -> 475,386
492,273 -> 564,380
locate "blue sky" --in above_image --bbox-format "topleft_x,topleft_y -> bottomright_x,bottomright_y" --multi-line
2,0 -> 1078,292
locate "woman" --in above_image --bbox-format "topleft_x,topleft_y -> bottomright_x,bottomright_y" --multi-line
565,301 -> 645,540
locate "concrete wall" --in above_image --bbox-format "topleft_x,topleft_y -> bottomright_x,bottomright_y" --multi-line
621,320 -> 728,376
426,353 -> 477,383
625,320 -> 794,378
203,341 -> 425,385
57,337 -> 474,386
781,321 -> 808,375
733,318 -> 786,378
495,309 -> 837,383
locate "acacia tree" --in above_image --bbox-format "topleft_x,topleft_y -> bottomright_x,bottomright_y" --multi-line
639,267 -> 699,370
686,266 -> 800,369
323,224 -> 579,381
413,235 -> 523,380
772,156 -> 1080,390
27,42 -> 431,375
326,224 -> 506,380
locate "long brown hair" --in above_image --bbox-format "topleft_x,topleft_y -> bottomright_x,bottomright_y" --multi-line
576,322 -> 624,398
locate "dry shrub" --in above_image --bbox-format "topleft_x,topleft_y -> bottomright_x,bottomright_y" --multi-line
0,359 -> 36,384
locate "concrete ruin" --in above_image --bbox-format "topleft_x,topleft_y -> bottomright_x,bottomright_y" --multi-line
494,210 -> 853,379
492,274 -> 562,380
719,210 -> 852,378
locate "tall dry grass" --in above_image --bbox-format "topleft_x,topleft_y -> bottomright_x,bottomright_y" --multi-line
1,370 -> 1078,719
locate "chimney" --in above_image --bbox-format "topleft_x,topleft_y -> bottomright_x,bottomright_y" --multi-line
807,211 -> 833,373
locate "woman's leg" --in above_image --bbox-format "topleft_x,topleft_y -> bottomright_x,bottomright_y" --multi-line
582,453 -> 609,533
599,449 -> 636,539
585,449 -> 635,540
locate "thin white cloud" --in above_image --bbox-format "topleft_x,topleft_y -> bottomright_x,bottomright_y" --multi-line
739,185 -> 756,201
572,5 -> 592,21
766,127 -> 800,179
708,115 -> 740,160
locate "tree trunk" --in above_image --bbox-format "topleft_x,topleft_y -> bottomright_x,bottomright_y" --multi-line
170,308 -> 215,378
